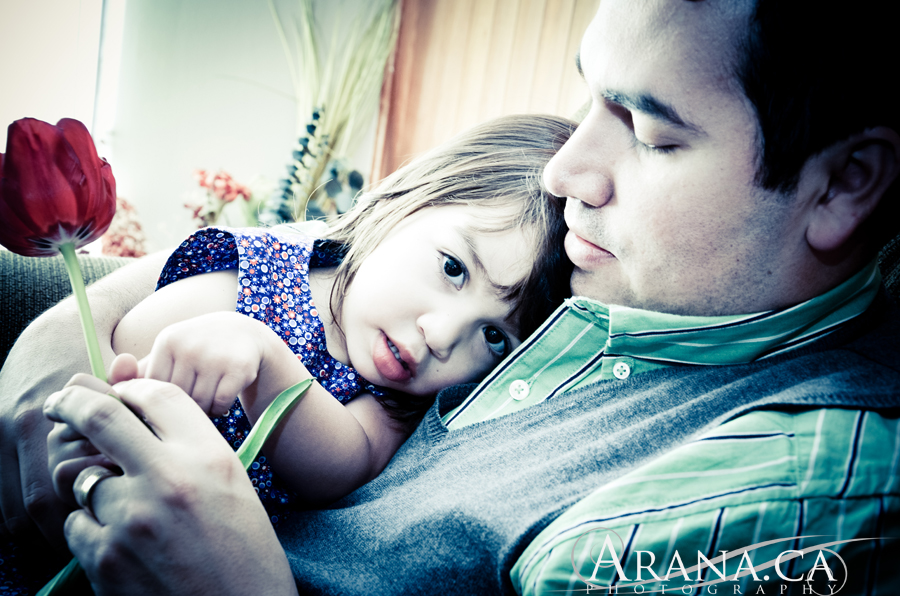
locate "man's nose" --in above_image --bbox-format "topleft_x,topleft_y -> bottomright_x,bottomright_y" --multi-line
543,111 -> 615,208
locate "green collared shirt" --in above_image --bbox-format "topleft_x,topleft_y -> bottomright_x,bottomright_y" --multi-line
444,260 -> 882,429
438,261 -> 895,595
512,406 -> 900,595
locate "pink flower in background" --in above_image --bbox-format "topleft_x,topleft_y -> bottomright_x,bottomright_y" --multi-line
194,168 -> 210,188
187,168 -> 254,228
192,169 -> 250,202
101,196 -> 147,258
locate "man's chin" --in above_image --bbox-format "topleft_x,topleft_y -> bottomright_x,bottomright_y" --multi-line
569,269 -> 622,305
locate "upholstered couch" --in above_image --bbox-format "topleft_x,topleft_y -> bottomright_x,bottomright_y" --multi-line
2,235 -> 900,371
0,251 -> 130,370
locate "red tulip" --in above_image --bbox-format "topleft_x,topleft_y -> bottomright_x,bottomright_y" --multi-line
0,117 -> 116,256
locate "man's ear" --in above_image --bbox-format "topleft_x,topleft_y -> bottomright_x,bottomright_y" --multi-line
806,126 -> 900,253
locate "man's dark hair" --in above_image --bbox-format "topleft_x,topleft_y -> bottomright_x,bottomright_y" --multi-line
738,1 -> 899,245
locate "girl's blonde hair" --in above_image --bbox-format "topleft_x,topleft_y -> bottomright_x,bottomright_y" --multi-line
324,114 -> 575,346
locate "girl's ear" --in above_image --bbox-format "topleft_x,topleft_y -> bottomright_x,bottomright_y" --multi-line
806,126 -> 900,253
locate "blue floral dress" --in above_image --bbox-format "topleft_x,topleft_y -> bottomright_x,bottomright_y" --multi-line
157,226 -> 387,525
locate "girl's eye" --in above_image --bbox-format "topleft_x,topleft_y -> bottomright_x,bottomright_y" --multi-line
483,326 -> 509,357
442,255 -> 466,288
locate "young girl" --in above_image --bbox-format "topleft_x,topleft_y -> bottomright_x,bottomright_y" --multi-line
100,115 -> 574,521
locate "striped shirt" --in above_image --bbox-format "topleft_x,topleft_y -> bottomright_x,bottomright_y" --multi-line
444,260 -> 882,429
435,260 -> 894,595
511,407 -> 900,595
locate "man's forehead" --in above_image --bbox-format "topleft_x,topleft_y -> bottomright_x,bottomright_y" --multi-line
582,0 -> 754,98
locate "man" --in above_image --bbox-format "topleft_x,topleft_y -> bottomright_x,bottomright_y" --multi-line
4,0 -> 900,594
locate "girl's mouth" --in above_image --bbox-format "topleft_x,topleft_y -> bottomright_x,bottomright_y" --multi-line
372,333 -> 414,383
388,339 -> 409,370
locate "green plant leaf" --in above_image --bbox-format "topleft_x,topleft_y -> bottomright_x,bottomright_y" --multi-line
236,378 -> 313,468
36,558 -> 85,596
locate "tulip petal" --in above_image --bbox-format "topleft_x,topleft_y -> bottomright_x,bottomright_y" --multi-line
2,118 -> 71,248
2,119 -> 78,230
97,159 -> 117,232
57,118 -> 106,230
0,117 -> 117,256
0,188 -> 51,255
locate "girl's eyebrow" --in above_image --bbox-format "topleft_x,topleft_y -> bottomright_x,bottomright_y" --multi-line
456,225 -> 512,295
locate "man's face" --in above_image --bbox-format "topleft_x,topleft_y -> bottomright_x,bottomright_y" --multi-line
545,0 -> 809,316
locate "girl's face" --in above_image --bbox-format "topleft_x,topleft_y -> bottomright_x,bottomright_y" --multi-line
333,204 -> 534,396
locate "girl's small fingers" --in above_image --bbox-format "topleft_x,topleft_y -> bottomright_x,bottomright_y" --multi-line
168,362 -> 197,398
109,353 -> 140,384
190,375 -> 220,415
143,350 -> 174,384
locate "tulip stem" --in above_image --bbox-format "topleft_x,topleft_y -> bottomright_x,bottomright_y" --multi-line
41,244 -> 108,596
59,242 -> 107,383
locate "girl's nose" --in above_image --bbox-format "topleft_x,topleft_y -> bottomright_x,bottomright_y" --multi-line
417,310 -> 465,362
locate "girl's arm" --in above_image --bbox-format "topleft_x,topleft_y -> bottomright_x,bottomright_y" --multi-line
113,270 -> 410,504
239,325 -> 410,504
112,269 -> 240,358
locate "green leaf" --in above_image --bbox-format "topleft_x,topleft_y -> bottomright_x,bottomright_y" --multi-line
36,558 -> 85,596
236,378 -> 313,468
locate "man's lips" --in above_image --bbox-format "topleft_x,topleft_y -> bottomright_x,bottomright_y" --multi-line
372,333 -> 416,383
564,230 -> 616,268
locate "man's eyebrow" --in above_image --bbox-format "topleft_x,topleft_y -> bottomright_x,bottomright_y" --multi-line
603,89 -> 704,135
575,51 -> 584,79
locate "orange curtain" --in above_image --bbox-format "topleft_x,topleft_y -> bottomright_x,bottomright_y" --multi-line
372,0 -> 599,181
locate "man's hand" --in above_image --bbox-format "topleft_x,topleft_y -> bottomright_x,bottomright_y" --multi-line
46,357 -> 137,507
0,253 -> 166,551
44,376 -> 298,596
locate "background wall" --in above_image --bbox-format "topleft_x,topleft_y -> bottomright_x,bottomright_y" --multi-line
374,0 -> 597,180
1,0 -> 378,254
110,0 -> 291,251
0,0 -> 103,144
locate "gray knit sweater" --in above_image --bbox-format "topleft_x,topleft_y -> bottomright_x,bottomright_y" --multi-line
277,294 -> 900,595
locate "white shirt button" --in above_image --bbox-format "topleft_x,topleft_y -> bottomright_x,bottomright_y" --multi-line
509,379 -> 530,400
613,361 -> 631,380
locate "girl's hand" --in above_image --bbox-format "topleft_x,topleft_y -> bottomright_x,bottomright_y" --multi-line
140,312 -> 278,416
